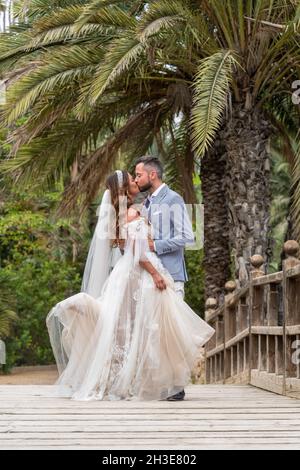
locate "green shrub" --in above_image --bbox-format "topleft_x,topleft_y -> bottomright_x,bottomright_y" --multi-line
0,258 -> 81,372
0,201 -> 83,372
184,249 -> 205,317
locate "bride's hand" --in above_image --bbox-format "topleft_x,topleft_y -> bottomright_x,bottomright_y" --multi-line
151,272 -> 167,291
117,239 -> 125,250
148,237 -> 155,252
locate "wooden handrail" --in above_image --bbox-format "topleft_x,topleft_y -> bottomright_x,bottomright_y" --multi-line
205,240 -> 300,399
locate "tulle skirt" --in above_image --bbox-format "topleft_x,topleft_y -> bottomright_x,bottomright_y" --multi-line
46,251 -> 215,401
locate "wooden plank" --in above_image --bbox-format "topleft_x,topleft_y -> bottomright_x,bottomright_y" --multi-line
251,326 -> 283,335
1,385 -> 300,449
1,424 -> 300,433
1,422 -> 300,431
226,286 -> 250,308
286,264 -> 300,279
267,284 -> 280,326
252,272 -> 283,286
251,370 -> 284,395
224,328 -> 250,349
205,306 -> 225,323
286,326 -> 300,335
0,414 -> 298,422
1,446 -> 299,450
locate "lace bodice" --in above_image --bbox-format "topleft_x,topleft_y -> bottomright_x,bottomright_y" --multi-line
123,217 -> 153,244
125,216 -> 152,233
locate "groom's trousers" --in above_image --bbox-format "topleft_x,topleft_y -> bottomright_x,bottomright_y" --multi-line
174,281 -> 185,299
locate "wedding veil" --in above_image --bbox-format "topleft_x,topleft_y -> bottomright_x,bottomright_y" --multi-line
81,170 -> 124,299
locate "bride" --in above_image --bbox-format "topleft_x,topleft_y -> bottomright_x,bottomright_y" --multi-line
46,170 -> 215,401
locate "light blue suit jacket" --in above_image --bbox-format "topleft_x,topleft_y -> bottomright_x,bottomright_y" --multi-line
141,185 -> 194,282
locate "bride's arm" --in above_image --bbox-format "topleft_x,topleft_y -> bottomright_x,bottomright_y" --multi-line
125,208 -> 166,291
137,220 -> 167,291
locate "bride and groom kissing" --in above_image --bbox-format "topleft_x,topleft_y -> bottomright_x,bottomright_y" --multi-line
46,155 -> 215,402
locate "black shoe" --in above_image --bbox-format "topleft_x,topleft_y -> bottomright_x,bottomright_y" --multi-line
166,389 -> 185,401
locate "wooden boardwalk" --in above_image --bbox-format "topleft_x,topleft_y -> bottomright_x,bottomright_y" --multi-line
0,384 -> 300,449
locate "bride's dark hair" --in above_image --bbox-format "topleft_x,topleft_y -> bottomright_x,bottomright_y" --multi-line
105,170 -> 133,248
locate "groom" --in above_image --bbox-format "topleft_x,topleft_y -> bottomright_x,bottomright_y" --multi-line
135,155 -> 195,401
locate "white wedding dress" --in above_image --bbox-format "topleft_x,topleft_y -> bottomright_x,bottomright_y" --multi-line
46,216 -> 215,401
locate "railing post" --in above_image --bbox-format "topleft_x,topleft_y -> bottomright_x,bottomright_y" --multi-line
205,297 -> 218,320
205,243 -> 300,396
205,298 -> 218,350
204,297 -> 218,383
249,254 -> 265,383
224,281 -> 237,341
224,280 -> 237,380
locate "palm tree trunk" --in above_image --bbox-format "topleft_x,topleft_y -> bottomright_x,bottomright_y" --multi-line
183,143 -> 197,205
224,106 -> 273,284
201,137 -> 231,303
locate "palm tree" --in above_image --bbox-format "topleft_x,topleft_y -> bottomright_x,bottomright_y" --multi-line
0,0 -> 227,299
0,0 -> 300,300
190,1 -> 300,293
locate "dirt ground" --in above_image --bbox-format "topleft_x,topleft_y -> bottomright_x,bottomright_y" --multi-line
0,365 -> 58,385
0,352 -> 205,386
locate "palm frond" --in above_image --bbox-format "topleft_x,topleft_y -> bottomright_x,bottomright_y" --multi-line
1,43 -> 103,125
75,1 -> 137,29
137,0 -> 189,42
76,32 -> 144,113
58,98 -> 166,215
13,0 -> 87,20
137,0 -> 215,55
191,50 -> 238,158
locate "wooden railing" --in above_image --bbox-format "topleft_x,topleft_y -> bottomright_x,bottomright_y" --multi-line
205,240 -> 300,399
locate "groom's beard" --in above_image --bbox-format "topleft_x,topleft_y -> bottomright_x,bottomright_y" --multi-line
137,181 -> 152,192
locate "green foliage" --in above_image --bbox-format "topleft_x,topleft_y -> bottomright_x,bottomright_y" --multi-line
0,257 -> 81,372
0,176 -> 86,372
185,249 -> 204,317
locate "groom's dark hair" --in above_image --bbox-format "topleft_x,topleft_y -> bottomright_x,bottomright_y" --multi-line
135,155 -> 164,180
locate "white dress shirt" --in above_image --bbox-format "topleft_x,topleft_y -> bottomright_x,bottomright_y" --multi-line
150,182 -> 166,199
145,183 -> 166,207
